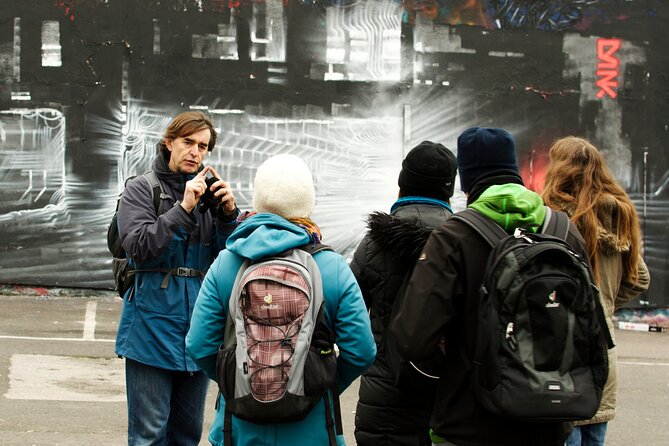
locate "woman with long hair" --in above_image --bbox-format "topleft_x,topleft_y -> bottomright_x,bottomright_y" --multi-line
542,136 -> 650,446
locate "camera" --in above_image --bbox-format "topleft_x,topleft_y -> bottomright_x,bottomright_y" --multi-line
198,175 -> 220,214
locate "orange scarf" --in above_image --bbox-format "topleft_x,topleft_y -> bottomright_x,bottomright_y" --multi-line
288,218 -> 322,244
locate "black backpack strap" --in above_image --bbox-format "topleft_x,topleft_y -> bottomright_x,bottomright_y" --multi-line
301,243 -> 333,256
451,209 -> 508,248
142,170 -> 167,214
300,242 -> 343,440
332,384 -> 343,436
323,389 -> 341,446
127,172 -> 194,286
157,267 -> 206,288
223,403 -> 233,446
540,207 -> 570,240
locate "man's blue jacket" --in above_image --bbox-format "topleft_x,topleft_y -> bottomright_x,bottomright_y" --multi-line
115,152 -> 237,371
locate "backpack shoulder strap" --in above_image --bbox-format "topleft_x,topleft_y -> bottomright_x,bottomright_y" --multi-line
540,207 -> 570,241
301,243 -> 333,256
451,208 -> 507,248
142,170 -> 166,214
323,387 -> 342,446
223,258 -> 250,348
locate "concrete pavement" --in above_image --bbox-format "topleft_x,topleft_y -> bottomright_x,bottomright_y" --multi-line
0,292 -> 360,446
0,292 -> 667,445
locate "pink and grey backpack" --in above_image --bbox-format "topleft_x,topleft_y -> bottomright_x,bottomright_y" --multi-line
216,245 -> 341,445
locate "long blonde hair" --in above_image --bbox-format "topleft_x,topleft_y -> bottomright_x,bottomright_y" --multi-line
541,136 -> 641,283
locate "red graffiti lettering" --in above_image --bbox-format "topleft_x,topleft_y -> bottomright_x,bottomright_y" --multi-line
596,70 -> 619,99
596,38 -> 621,99
597,38 -> 621,69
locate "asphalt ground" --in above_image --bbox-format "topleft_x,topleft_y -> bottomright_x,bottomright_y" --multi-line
0,293 -> 667,445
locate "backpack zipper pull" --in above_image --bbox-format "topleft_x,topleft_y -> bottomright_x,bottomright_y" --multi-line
513,227 -> 534,243
505,322 -> 518,351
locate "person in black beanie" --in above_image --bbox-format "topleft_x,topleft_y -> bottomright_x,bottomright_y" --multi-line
398,141 -> 457,201
391,127 -> 589,445
351,140 -> 457,446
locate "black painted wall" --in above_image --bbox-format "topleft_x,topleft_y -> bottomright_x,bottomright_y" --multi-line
0,0 -> 666,307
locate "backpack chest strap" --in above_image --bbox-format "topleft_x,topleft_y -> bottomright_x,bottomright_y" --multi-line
124,267 -> 206,288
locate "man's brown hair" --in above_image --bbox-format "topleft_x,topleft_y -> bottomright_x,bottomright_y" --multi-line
160,111 -> 217,152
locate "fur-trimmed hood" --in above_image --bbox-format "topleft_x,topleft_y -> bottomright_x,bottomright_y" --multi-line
366,204 -> 449,264
554,195 -> 630,255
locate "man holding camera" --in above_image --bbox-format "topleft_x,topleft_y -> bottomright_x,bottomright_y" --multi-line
115,111 -> 239,446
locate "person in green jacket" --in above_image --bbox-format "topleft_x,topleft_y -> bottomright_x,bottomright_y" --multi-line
391,127 -> 587,445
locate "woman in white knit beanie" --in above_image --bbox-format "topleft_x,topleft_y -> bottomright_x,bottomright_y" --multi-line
251,154 -> 322,243
186,153 -> 376,446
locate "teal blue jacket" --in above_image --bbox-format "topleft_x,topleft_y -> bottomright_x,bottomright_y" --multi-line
186,213 -> 376,446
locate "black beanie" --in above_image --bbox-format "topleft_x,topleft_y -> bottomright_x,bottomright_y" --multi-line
398,141 -> 457,201
456,127 -> 519,193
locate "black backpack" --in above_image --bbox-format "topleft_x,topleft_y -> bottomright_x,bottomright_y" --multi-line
107,171 -> 164,298
451,207 -> 612,422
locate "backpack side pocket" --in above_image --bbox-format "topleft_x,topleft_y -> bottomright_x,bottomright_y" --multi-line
216,344 -> 237,400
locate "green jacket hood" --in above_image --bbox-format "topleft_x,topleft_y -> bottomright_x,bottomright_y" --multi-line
469,183 -> 546,233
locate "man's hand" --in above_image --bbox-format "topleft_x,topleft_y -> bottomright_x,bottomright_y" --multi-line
181,166 -> 236,216
180,168 -> 210,213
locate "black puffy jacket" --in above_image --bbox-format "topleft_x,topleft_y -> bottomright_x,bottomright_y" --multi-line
350,200 -> 453,446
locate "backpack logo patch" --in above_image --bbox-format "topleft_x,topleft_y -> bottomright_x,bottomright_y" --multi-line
261,293 -> 278,310
546,290 -> 560,308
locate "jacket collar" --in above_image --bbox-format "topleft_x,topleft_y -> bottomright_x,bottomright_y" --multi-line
152,149 -> 203,190
391,196 -> 452,214
466,170 -> 524,205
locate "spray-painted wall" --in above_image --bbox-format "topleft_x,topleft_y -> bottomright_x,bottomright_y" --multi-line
0,0 -> 667,306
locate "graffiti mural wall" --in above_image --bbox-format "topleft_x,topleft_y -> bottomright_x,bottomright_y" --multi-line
0,0 -> 667,306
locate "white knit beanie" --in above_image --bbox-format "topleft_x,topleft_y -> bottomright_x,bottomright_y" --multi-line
253,154 -> 315,219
